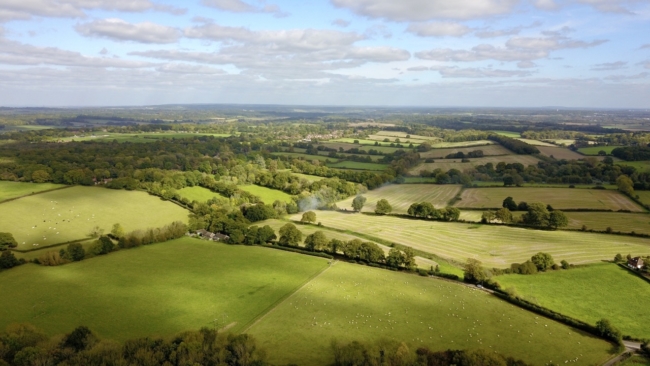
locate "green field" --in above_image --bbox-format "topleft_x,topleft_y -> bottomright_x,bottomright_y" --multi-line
578,146 -> 623,155
177,186 -> 226,203
0,238 -> 328,340
320,142 -> 403,154
514,138 -> 556,147
292,173 -> 325,183
618,161 -> 650,172
239,184 -> 293,204
544,139 -> 576,146
331,138 -> 420,147
620,355 -> 650,366
491,131 -> 521,138
368,134 -> 430,144
420,144 -> 511,159
496,263 -> 650,339
52,132 -> 232,143
0,181 -> 65,202
410,155 -> 541,174
272,152 -> 338,162
248,261 -> 612,365
636,191 -> 650,206
565,212 -> 650,234
536,146 -> 586,160
429,140 -> 495,148
327,161 -> 388,171
296,211 -> 650,267
455,187 -> 642,211
337,184 -> 461,213
0,186 -> 189,250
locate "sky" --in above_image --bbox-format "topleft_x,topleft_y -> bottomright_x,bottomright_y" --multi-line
0,0 -> 649,108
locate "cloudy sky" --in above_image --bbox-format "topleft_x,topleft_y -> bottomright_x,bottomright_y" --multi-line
0,0 -> 649,108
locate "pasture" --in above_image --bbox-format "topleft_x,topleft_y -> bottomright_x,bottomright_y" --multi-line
495,263 -> 650,339
636,191 -> 650,206
368,134 -> 430,144
239,185 -> 293,204
327,161 -> 388,171
429,140 -> 495,148
455,187 -> 642,211
177,186 -> 226,203
331,138 -> 419,147
578,146 -> 623,155
536,146 -> 585,160
248,261 -> 612,366
514,138 -> 556,146
0,181 -> 65,202
0,238 -> 328,340
617,160 -> 650,172
409,155 -> 541,174
320,142 -> 403,154
565,212 -> 650,234
544,139 -> 576,146
298,211 -> 650,267
52,132 -> 232,143
336,184 -> 461,213
374,131 -> 441,141
491,131 -> 521,138
0,186 -> 189,250
419,144 -> 511,159
292,173 -> 324,183
272,152 -> 338,162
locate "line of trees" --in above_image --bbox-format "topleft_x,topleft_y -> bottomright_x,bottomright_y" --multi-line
407,203 -> 461,221
488,134 -> 540,154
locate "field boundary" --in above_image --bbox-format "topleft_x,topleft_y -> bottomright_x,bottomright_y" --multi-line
9,237 -> 92,253
0,185 -> 73,205
616,263 -> 650,285
240,257 -> 333,333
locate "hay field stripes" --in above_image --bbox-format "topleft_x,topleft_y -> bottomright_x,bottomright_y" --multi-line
367,134 -> 431,144
515,138 -> 556,146
298,211 -> 650,267
429,140 -> 495,148
336,184 -> 462,213
409,155 -> 541,174
564,212 -> 650,234
0,186 -> 189,250
327,161 -> 388,171
455,187 -> 643,212
419,144 -> 512,159
247,261 -> 611,366
536,146 -> 586,160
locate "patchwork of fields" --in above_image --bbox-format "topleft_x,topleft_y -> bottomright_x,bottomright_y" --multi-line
536,146 -> 586,160
578,146 -> 622,155
327,161 -> 388,171
298,211 -> 650,267
248,262 -> 611,366
565,212 -> 650,234
336,184 -> 461,213
0,186 -> 189,249
496,263 -> 650,339
455,187 -> 642,211
0,181 -> 65,202
419,144 -> 511,159
409,155 -> 541,174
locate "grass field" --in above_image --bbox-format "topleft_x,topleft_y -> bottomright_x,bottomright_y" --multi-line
536,146 -> 586,160
367,134 -> 430,144
336,184 -> 461,213
429,140 -> 495,148
578,146 -> 623,155
419,144 -> 512,159
52,132 -> 232,143
620,355 -> 650,366
248,261 -> 612,366
331,138 -> 420,147
0,186 -> 189,250
297,211 -> 650,267
491,131 -> 521,138
374,131 -> 441,142
239,184 -> 293,204
515,138 -> 556,147
544,139 -> 576,146
0,157 -> 14,164
320,142 -> 404,154
636,191 -> 650,206
177,186 -> 226,203
410,155 -> 541,174
0,238 -> 328,340
327,161 -> 388,171
565,212 -> 650,234
617,161 -> 650,172
0,181 -> 65,202
455,187 -> 642,211
495,263 -> 650,339
292,173 -> 325,183
272,152 -> 338,162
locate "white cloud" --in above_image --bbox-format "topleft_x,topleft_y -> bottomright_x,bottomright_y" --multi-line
517,60 -> 537,68
407,21 -> 472,37
475,21 -> 542,38
532,0 -> 560,10
604,72 -> 648,81
156,63 -> 226,74
330,0 -> 520,21
576,0 -> 640,14
591,61 -> 627,71
432,66 -> 533,78
76,19 -> 180,44
332,19 -> 351,27
0,0 -> 185,21
407,66 -> 430,71
201,0 -> 287,16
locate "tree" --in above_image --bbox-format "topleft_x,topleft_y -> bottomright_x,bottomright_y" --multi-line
386,248 -> 404,268
110,223 -> 125,238
481,211 -> 496,223
616,175 -> 634,196
352,195 -> 367,212
495,208 -> 513,223
548,210 -> 568,229
502,197 -> 517,211
464,258 -> 489,283
67,243 -> 85,261
304,231 -> 328,251
92,236 -> 115,255
530,252 -> 554,271
517,201 -> 529,211
521,202 -> 549,226
0,250 -> 20,269
31,170 -> 50,183
278,223 -> 302,246
327,238 -> 344,254
596,318 -> 622,343
561,260 -> 570,269
88,226 -> 104,239
375,199 -> 392,215
256,225 -> 276,244
301,211 -> 317,224
0,232 -> 18,249
440,207 -> 460,221
403,247 -> 416,270
614,253 -> 623,262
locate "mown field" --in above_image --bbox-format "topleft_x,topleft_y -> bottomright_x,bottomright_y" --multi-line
565,212 -> 650,234
0,239 -> 329,340
0,186 -> 189,249
515,138 -> 555,146
636,191 -> 650,206
374,131 -> 441,141
536,146 -> 586,160
419,144 -> 511,159
336,184 -> 461,213
409,155 -> 540,174
327,161 -> 388,171
320,142 -> 403,154
495,263 -> 650,339
544,139 -> 576,146
578,146 -> 623,155
429,140 -> 495,148
177,186 -> 225,203
367,134 -> 430,144
248,261 -> 612,366
0,181 -> 65,202
331,138 -> 420,147
239,185 -> 293,204
299,211 -> 650,267
455,187 -> 642,211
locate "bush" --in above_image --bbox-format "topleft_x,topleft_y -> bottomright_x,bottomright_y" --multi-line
67,243 -> 86,262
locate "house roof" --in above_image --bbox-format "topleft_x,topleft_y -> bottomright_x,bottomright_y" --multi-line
628,257 -> 644,266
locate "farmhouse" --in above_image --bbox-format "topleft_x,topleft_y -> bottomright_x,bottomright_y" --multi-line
628,257 -> 644,270
195,230 -> 229,242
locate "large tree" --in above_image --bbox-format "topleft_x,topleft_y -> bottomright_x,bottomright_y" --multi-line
352,195 -> 367,212
464,258 -> 489,283
530,252 -> 555,272
502,197 -> 517,211
495,207 -> 513,223
548,210 -> 568,229
0,232 -> 18,250
304,231 -> 328,251
300,211 -> 317,224
521,202 -> 549,227
374,199 -> 392,215
278,223 -> 302,246
616,175 -> 634,196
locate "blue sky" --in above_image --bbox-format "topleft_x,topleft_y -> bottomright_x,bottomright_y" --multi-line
0,0 -> 648,108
